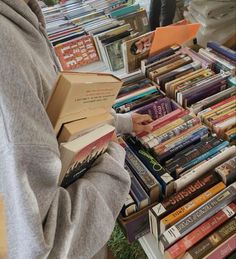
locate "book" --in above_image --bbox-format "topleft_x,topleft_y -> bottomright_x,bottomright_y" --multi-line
60,124 -> 115,188
184,216 -> 236,259
159,182 -> 236,254
109,4 -> 140,18
207,41 -> 236,62
203,233 -> 236,259
54,35 -> 99,70
124,164 -> 150,210
119,138 -> 160,202
125,137 -> 175,197
46,72 -> 122,135
0,195 -> 7,259
149,171 -> 221,239
174,145 -> 236,191
121,194 -> 137,217
117,8 -> 149,36
122,31 -> 154,73
215,156 -> 236,186
58,113 -> 114,143
164,203 -> 236,259
159,182 -> 226,234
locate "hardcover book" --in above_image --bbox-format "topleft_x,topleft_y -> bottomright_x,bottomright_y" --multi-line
46,71 -> 122,135
59,124 -> 115,188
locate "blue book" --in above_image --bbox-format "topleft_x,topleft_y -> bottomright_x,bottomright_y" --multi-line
124,164 -> 150,210
207,41 -> 236,62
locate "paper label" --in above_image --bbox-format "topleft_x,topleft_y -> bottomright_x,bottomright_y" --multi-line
223,206 -> 235,218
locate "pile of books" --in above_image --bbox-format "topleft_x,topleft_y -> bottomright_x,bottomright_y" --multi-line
46,71 -> 123,188
184,0 -> 236,46
42,0 -> 150,71
113,42 -> 236,253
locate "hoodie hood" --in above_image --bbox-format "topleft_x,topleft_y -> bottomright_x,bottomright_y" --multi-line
0,0 -> 45,31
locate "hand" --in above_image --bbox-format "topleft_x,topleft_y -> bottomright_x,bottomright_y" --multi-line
131,113 -> 153,135
111,132 -> 119,144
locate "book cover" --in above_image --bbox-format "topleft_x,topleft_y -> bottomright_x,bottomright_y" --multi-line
159,183 -> 236,253
215,156 -> 236,186
164,203 -> 236,259
122,31 -> 154,73
54,35 -> 99,70
46,71 -> 122,135
60,124 -> 115,188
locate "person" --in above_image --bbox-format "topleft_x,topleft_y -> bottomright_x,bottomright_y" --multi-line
149,0 -> 176,30
0,0 -> 152,258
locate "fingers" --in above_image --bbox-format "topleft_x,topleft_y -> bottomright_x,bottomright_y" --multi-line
132,113 -> 153,124
133,123 -> 153,134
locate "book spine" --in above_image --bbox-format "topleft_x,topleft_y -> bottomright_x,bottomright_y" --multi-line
165,203 -> 236,259
124,164 -> 150,210
166,137 -> 221,176
159,183 -> 236,253
177,141 -> 229,174
186,216 -> 236,259
207,41 -> 236,62
155,127 -> 209,162
174,145 -> 236,191
122,141 -> 159,202
150,172 -> 221,239
146,117 -> 200,149
125,137 -> 174,197
160,182 -> 225,234
203,233 -> 236,259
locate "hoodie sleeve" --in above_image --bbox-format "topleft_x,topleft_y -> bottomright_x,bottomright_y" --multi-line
110,109 -> 133,134
0,36 -> 130,259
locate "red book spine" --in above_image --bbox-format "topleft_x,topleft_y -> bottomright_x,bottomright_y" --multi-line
208,95 -> 236,110
165,203 -> 236,259
137,109 -> 187,137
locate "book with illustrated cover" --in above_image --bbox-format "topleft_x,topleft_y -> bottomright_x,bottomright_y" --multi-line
46,71 -> 122,135
54,35 -> 99,70
184,216 -> 236,259
159,183 -> 236,254
164,203 -> 236,259
215,156 -> 236,186
122,31 -> 154,73
149,172 -> 221,239
60,124 -> 115,188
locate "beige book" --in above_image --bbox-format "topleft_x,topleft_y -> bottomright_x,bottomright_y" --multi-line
58,113 -> 114,143
46,72 -> 122,135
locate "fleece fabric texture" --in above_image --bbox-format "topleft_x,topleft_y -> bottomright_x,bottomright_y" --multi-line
0,0 -> 131,258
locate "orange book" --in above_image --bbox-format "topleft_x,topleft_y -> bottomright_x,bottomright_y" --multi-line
160,182 -> 225,233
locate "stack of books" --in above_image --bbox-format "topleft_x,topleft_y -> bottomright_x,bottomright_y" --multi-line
42,1 -> 150,71
184,0 -> 236,46
46,71 -> 123,188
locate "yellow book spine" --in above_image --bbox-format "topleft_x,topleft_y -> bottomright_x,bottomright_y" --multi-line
160,182 -> 225,232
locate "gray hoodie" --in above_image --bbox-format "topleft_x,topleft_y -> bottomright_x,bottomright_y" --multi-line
0,1 -> 131,258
